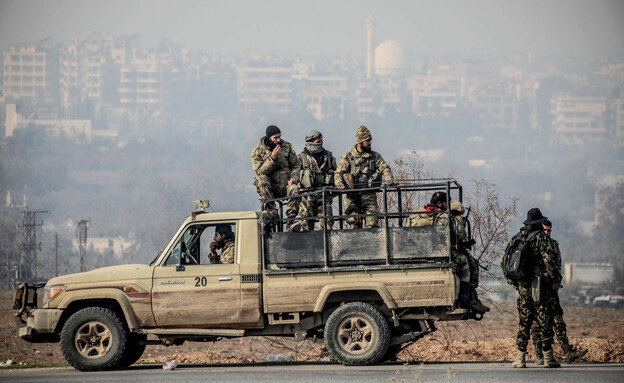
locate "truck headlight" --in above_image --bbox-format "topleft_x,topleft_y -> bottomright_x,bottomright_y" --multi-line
43,285 -> 66,305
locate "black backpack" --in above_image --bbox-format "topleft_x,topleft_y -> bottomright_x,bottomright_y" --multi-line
502,230 -> 540,281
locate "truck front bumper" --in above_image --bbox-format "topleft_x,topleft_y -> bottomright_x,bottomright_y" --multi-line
17,308 -> 63,342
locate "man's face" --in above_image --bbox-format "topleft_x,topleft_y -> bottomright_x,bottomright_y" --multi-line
312,136 -> 323,144
543,224 -> 552,237
269,134 -> 282,147
439,201 -> 448,210
213,231 -> 226,246
361,139 -> 372,151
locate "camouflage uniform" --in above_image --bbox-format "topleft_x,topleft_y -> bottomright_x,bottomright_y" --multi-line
209,240 -> 234,264
507,230 -> 559,352
456,215 -> 480,289
531,238 -> 573,355
334,146 -> 394,228
251,137 -> 301,219
298,148 -> 337,231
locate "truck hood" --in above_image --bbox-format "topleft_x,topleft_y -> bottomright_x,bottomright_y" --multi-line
46,264 -> 152,286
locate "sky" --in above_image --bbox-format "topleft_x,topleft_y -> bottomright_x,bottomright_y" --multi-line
1,0 -> 623,57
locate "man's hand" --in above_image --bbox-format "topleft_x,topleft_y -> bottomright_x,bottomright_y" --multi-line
209,241 -> 217,254
336,184 -> 345,190
552,282 -> 561,290
271,145 -> 282,159
287,178 -> 296,186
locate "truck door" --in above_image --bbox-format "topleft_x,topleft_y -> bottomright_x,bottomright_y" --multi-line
151,223 -> 241,328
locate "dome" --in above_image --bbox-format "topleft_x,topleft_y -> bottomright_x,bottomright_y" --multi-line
374,40 -> 405,75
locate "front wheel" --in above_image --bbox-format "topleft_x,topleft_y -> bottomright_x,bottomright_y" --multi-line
60,307 -> 129,371
324,302 -> 390,365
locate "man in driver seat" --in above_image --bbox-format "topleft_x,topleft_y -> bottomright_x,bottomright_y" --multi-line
209,224 -> 235,264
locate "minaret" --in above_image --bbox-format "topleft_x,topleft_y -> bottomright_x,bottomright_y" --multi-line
366,15 -> 375,80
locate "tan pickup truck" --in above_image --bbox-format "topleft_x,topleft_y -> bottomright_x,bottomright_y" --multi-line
14,180 -> 483,371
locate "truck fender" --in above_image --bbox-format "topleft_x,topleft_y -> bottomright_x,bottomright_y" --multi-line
55,288 -> 140,331
313,282 -> 397,312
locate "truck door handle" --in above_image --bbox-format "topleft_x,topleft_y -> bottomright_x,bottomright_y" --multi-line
218,277 -> 232,281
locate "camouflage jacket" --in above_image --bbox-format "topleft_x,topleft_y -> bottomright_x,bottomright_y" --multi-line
209,240 -> 234,264
251,138 -> 301,188
502,229 -> 562,286
407,206 -> 468,244
334,146 -> 394,188
298,149 -> 337,188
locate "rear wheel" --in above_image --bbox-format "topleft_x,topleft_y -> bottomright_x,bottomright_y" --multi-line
324,302 -> 390,365
60,307 -> 128,371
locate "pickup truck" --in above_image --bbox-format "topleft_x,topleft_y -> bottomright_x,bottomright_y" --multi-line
14,180 -> 484,371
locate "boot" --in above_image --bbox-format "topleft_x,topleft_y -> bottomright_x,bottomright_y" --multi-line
511,350 -> 526,368
543,349 -> 561,368
469,289 -> 490,313
457,282 -> 470,309
534,348 -> 544,366
564,347 -> 588,364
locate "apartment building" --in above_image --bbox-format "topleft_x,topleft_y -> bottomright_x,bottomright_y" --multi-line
301,76 -> 347,120
411,75 -> 463,117
236,67 -> 293,114
551,94 -> 607,142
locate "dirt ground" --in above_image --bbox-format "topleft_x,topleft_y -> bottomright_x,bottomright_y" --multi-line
2,291 -> 623,366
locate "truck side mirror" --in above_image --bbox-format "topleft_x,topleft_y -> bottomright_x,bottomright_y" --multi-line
177,242 -> 187,271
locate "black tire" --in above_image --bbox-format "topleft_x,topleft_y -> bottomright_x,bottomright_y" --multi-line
324,302 -> 390,366
60,307 -> 129,371
118,334 -> 147,368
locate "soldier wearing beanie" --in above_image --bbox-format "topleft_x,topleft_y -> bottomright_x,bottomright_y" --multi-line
298,130 -> 337,231
334,125 -> 395,229
251,125 -> 302,231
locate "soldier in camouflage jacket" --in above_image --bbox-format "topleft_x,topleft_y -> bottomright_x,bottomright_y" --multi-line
251,125 -> 301,231
334,126 -> 395,229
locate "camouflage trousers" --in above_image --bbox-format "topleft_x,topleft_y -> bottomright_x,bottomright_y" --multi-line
453,252 -> 471,283
344,191 -> 379,229
299,193 -> 333,231
254,175 -> 300,218
516,284 -> 554,352
467,254 -> 479,289
531,289 -> 570,353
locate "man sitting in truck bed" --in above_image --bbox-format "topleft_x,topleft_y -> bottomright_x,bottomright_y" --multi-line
406,192 -> 488,313
209,224 -> 235,264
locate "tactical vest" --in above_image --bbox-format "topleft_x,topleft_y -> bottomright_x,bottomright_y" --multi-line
346,151 -> 379,188
300,151 -> 332,189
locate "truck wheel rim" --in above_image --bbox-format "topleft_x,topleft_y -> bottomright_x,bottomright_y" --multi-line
337,315 -> 374,354
75,321 -> 113,359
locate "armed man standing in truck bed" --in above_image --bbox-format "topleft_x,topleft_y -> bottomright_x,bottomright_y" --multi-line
252,125 -> 302,232
334,125 -> 395,229
298,130 -> 337,231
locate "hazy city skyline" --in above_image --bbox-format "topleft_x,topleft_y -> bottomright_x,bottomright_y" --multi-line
1,0 -> 623,57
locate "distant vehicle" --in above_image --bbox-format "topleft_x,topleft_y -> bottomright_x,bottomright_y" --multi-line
14,179 -> 485,371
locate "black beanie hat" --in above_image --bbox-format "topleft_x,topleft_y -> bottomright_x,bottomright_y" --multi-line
430,191 -> 447,205
266,125 -> 281,138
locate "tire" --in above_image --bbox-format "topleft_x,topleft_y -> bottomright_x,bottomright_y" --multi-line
60,307 -> 129,371
324,302 -> 390,366
118,334 -> 147,368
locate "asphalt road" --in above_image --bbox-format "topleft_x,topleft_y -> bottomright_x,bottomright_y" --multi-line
1,362 -> 623,383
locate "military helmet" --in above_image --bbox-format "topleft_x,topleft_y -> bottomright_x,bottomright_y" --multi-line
450,200 -> 464,213
430,191 -> 447,205
356,125 -> 372,143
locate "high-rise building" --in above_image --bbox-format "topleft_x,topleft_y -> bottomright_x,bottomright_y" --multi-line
551,94 -> 607,142
236,67 -> 293,114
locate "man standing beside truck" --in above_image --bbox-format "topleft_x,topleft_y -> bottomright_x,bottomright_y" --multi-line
298,130 -> 337,231
252,125 -> 302,232
334,125 -> 395,229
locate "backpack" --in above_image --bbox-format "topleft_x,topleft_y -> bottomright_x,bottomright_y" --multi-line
502,230 -> 540,281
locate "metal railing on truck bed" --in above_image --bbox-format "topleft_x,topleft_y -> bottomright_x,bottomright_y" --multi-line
262,179 -> 463,271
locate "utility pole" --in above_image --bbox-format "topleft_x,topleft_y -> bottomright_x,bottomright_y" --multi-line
77,220 -> 89,272
55,233 -> 59,277
20,210 -> 49,282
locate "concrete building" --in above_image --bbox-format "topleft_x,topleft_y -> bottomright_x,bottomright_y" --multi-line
411,75 -> 464,117
119,61 -> 162,117
4,102 -> 93,141
551,94 -> 607,142
3,40 -> 59,106
301,76 -> 348,120
564,262 -> 614,285
469,83 -> 519,129
236,67 -> 293,114
374,40 -> 405,77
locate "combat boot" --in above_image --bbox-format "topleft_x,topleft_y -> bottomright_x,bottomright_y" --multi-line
534,348 -> 544,365
564,347 -> 588,364
511,350 -> 526,368
543,349 -> 561,368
